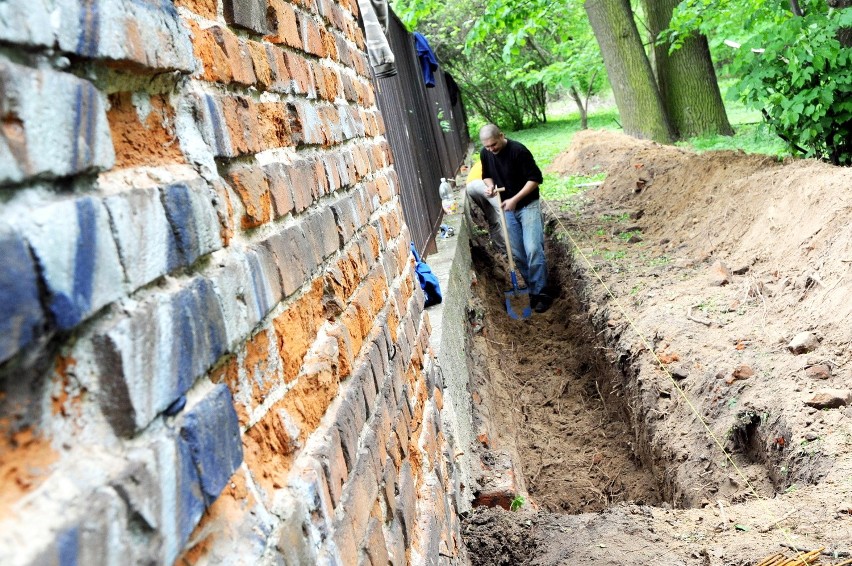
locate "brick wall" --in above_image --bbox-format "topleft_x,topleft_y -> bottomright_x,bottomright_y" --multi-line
0,0 -> 467,563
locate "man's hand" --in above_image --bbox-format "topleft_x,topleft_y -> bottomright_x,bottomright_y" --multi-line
484,184 -> 495,198
501,196 -> 518,211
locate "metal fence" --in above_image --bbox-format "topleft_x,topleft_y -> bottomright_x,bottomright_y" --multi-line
371,13 -> 470,257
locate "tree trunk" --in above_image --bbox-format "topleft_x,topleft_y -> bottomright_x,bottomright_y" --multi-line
584,0 -> 674,142
828,0 -> 852,46
643,0 -> 734,138
569,86 -> 588,129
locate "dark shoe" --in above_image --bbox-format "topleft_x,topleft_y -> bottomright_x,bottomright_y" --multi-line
533,294 -> 552,313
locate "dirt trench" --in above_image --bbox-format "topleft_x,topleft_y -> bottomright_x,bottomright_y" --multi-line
458,130 -> 852,565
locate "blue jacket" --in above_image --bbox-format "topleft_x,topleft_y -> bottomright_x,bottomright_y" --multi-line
413,32 -> 439,87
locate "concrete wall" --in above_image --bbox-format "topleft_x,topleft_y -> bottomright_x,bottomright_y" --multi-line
0,0 -> 466,563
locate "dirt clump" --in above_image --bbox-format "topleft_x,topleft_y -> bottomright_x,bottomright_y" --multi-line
462,130 -> 852,564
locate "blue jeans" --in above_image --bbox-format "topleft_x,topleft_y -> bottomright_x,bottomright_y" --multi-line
504,199 -> 548,296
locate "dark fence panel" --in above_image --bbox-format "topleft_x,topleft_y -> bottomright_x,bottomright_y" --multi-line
370,13 -> 469,257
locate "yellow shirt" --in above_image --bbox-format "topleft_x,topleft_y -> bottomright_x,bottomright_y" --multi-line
467,159 -> 482,183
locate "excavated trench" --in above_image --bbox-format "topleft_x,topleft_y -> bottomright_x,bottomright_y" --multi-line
459,225 -> 834,564
464,236 -> 664,515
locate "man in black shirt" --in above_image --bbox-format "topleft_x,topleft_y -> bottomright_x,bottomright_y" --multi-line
476,124 -> 552,313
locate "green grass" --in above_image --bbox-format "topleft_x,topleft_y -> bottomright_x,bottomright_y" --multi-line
469,82 -> 791,198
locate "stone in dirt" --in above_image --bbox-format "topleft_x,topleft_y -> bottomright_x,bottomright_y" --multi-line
788,331 -> 820,354
725,364 -> 754,384
805,389 -> 852,409
804,364 -> 831,380
709,260 -> 733,286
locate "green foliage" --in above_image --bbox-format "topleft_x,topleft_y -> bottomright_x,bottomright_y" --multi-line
392,0 -> 607,129
668,0 -> 852,164
510,495 -> 525,511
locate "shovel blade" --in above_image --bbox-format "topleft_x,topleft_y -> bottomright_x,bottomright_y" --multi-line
504,287 -> 532,320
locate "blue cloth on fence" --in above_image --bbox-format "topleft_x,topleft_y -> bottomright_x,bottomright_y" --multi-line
413,32 -> 439,88
410,243 -> 442,307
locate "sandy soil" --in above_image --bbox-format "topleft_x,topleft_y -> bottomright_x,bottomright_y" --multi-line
462,130 -> 852,565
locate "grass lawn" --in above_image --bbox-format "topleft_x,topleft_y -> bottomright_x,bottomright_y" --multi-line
471,85 -> 791,200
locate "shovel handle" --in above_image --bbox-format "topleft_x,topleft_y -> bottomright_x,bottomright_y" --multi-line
493,187 -> 518,277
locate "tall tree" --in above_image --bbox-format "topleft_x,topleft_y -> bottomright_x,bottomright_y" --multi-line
584,0 -> 674,142
643,0 -> 733,137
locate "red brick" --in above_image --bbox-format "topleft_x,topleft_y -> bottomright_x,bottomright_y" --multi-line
186,21 -> 220,81
273,280 -> 323,382
312,157 -> 330,196
107,92 -> 185,168
320,27 -> 338,60
176,0 -> 218,19
287,159 -> 316,212
265,44 -> 293,94
226,164 -> 272,229
266,0 -> 302,48
244,399 -> 298,503
283,345 -> 341,442
323,154 -> 343,191
283,51 -> 316,96
210,26 -> 257,86
246,40 -> 273,89
257,101 -> 294,149
263,162 -> 295,218
301,12 -> 325,57
243,328 -> 280,405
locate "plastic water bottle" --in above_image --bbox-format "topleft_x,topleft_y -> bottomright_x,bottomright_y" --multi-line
439,177 -> 452,200
439,177 -> 457,214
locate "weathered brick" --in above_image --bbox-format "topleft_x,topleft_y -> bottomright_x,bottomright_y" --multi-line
288,159 -> 318,211
0,229 -> 45,363
22,487 -> 138,566
243,399 -> 299,503
273,495 -> 316,564
178,384 -> 243,506
265,44 -> 293,94
295,100 -> 328,145
263,162 -> 296,218
160,179 -> 224,265
292,455 -> 336,536
226,164 -> 272,229
22,197 -> 123,330
191,93 -> 234,157
385,515 -> 407,566
0,60 -> 114,185
363,517 -> 390,565
94,277 -> 228,435
300,11 -> 324,56
308,427 -> 348,508
223,0 -> 269,35
175,0 -> 218,19
320,26 -> 339,61
283,51 -> 317,97
256,102 -> 295,149
0,0 -> 194,71
330,515 -> 359,566
208,250 -> 280,349
103,187 -> 178,291
331,195 -> 362,246
209,26 -> 258,86
262,225 -> 315,298
245,41 -> 274,89
266,0 -> 302,48
339,444 -> 379,544
107,92 -> 185,168
396,460 -> 417,549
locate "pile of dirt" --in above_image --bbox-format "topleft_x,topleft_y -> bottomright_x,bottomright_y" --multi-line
462,130 -> 852,565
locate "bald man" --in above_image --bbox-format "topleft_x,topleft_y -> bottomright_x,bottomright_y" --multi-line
471,124 -> 552,313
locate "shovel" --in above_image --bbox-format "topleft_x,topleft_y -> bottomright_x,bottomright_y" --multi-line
494,187 -> 531,319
